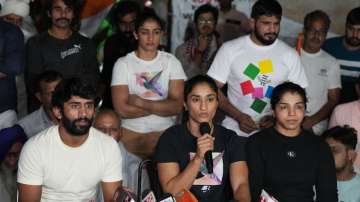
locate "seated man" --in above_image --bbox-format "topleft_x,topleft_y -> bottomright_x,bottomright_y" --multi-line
323,126 -> 360,202
0,129 -> 27,202
17,70 -> 62,137
93,109 -> 150,195
17,77 -> 122,201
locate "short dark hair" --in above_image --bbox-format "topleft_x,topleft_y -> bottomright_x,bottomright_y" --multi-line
304,10 -> 331,31
270,82 -> 307,110
184,75 -> 218,102
251,0 -> 282,20
323,126 -> 358,150
36,70 -> 63,93
194,4 -> 219,25
134,9 -> 164,32
46,0 -> 84,29
51,77 -> 97,109
346,7 -> 360,26
110,0 -> 141,26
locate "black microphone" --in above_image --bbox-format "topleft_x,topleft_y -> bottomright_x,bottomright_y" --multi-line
199,122 -> 213,174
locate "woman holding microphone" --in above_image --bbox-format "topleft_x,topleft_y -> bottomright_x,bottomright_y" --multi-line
154,75 -> 250,202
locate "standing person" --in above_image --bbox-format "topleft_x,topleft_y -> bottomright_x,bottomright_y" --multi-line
155,75 -> 250,202
300,10 -> 341,135
0,19 -> 25,130
246,82 -> 338,202
111,11 -> 186,159
101,0 -> 141,109
25,0 -> 99,112
323,7 -> 360,103
0,0 -> 38,118
17,78 -> 122,201
323,126 -> 360,202
329,76 -> 360,172
216,0 -> 251,42
207,0 -> 308,137
175,4 -> 220,78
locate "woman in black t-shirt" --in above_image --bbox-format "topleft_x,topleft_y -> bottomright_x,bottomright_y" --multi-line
154,75 -> 251,202
247,82 -> 338,202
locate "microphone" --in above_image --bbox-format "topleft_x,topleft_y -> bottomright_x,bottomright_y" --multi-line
199,122 -> 213,174
159,193 -> 176,202
141,189 -> 157,202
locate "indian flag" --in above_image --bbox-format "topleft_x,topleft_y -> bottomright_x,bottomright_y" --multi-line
80,0 -> 116,38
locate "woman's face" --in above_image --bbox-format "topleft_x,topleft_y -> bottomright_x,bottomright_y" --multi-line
186,83 -> 218,125
273,92 -> 305,135
134,19 -> 162,53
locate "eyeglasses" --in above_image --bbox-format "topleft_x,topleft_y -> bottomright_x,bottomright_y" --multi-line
306,28 -> 327,36
198,19 -> 214,25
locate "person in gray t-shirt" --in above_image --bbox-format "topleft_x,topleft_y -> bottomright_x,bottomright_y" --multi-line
18,70 -> 62,137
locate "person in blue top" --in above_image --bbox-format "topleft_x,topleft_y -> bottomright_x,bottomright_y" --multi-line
322,7 -> 360,103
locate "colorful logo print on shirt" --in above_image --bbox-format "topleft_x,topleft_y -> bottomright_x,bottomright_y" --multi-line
189,152 -> 224,186
240,59 -> 274,114
136,71 -> 165,97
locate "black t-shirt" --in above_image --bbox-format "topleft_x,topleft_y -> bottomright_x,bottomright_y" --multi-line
25,32 -> 99,111
246,127 -> 338,202
154,124 -> 247,202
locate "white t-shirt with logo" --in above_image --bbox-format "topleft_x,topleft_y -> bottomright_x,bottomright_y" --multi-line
208,35 -> 308,137
300,48 -> 341,135
111,51 -> 186,133
17,126 -> 122,201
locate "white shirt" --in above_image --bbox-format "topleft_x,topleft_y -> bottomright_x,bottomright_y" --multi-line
17,126 -> 122,201
208,35 -> 308,136
300,48 -> 341,135
111,51 -> 186,133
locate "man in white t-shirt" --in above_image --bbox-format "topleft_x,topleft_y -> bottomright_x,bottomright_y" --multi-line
207,0 -> 308,137
111,12 -> 186,158
17,78 -> 122,202
324,126 -> 360,202
300,10 -> 341,135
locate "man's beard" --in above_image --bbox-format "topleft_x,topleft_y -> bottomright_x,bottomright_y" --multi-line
345,35 -> 360,47
254,28 -> 278,45
62,113 -> 93,136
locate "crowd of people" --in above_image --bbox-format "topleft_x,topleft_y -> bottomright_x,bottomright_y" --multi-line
0,0 -> 359,201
